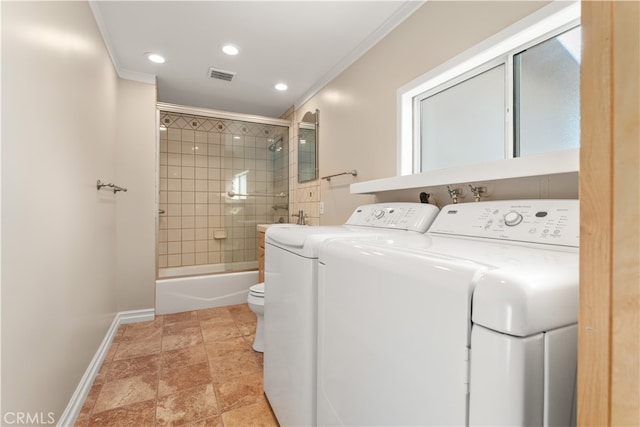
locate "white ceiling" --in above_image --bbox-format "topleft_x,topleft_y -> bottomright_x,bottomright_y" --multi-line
90,1 -> 424,118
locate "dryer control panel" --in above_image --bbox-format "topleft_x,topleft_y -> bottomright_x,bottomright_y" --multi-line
428,199 -> 579,247
345,203 -> 440,233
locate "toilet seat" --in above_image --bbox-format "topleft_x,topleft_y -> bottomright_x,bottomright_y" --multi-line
249,283 -> 264,298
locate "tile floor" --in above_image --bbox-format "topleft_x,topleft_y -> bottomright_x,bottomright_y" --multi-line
75,304 -> 279,427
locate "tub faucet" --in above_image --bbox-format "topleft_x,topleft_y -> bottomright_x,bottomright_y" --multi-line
292,210 -> 308,225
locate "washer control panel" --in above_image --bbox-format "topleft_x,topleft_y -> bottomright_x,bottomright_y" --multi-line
428,199 -> 579,247
345,203 -> 440,233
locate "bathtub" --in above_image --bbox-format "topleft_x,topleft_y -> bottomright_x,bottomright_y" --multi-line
156,262 -> 260,315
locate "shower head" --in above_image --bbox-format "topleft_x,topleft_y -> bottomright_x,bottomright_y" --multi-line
268,137 -> 284,152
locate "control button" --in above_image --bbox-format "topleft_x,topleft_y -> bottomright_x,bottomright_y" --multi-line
553,230 -> 561,235
504,211 -> 523,226
373,209 -> 385,219
535,211 -> 548,218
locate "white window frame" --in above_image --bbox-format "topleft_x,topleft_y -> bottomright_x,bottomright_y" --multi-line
397,1 -> 581,176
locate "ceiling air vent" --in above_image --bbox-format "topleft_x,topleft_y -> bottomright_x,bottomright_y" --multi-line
208,67 -> 236,82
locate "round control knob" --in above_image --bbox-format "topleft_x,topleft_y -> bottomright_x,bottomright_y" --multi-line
504,211 -> 523,226
373,209 -> 385,219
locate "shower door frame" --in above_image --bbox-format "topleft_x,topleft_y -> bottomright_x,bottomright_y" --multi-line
156,102 -> 291,279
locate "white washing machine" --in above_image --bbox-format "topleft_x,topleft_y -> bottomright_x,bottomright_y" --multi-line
263,203 -> 440,427
317,200 -> 579,426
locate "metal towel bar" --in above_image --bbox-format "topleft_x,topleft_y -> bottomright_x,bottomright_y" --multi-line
321,169 -> 357,181
97,179 -> 127,194
227,190 -> 287,198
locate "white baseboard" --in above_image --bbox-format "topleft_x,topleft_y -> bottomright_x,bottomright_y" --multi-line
56,309 -> 155,427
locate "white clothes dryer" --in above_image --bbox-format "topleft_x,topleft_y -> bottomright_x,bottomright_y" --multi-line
317,200 -> 579,426
263,203 -> 439,427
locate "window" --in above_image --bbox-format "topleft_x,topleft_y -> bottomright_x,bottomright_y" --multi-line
514,26 -> 581,157
398,2 -> 580,175
232,170 -> 249,200
419,63 -> 506,171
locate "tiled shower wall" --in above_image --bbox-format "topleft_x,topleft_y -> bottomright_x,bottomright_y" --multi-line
158,112 -> 288,273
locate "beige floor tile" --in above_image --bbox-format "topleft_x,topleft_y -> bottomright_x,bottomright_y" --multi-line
111,326 -> 126,344
89,399 -> 156,427
162,328 -> 203,352
92,373 -> 158,413
119,325 -> 163,343
103,341 -> 119,363
221,397 -> 279,427
254,350 -> 264,369
113,336 -> 162,360
107,353 -> 161,382
163,310 -> 199,326
161,343 -> 208,370
77,304 -> 278,427
230,310 -> 256,324
199,315 -> 236,330
93,361 -> 110,386
158,361 -> 212,397
73,413 -> 90,427
156,384 -> 219,427
209,350 -> 261,383
214,372 -> 264,412
78,383 -> 102,417
228,304 -> 252,316
204,337 -> 252,359
182,416 -> 223,427
197,306 -> 233,322
201,321 -> 242,343
125,316 -> 164,331
164,319 -> 201,335
236,320 -> 257,337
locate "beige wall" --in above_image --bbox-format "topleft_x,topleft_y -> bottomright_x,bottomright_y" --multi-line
116,80 -> 157,311
1,0 -> 156,421
297,1 -> 551,224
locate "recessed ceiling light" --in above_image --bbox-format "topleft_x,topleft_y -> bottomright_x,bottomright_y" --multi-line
146,53 -> 165,64
222,44 -> 239,56
275,83 -> 288,91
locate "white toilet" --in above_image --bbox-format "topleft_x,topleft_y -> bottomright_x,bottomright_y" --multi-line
247,282 -> 265,352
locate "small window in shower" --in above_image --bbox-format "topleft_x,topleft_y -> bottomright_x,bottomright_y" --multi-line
232,170 -> 249,200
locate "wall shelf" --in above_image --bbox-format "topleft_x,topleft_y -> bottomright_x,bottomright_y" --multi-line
350,149 -> 579,194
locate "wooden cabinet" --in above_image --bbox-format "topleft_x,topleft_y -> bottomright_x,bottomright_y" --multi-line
258,230 -> 265,283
